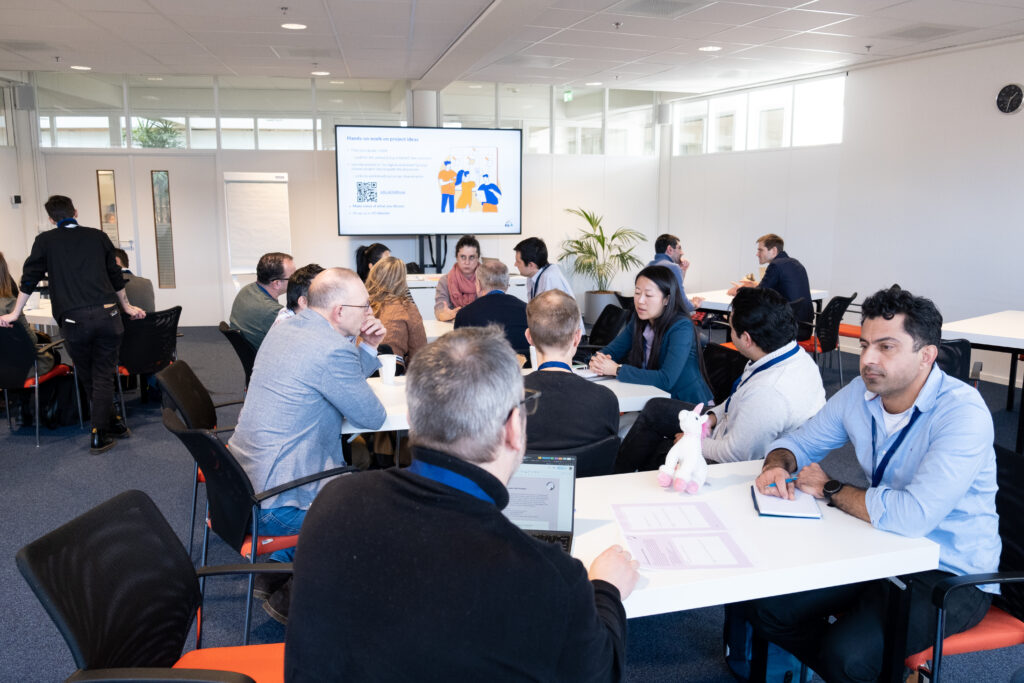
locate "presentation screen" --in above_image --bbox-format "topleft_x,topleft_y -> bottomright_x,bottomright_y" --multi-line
335,125 -> 522,236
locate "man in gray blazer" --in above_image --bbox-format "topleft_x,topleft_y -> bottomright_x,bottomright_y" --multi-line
114,248 -> 155,313
229,267 -> 387,623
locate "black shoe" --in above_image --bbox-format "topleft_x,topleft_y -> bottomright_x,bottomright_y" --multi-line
108,415 -> 131,439
90,429 -> 117,454
253,567 -> 291,601
262,576 -> 292,625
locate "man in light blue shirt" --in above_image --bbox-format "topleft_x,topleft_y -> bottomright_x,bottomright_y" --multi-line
749,285 -> 999,683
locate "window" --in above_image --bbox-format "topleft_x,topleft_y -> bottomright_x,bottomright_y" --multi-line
747,86 -> 792,150
709,94 -> 747,153
673,101 -> 707,155
793,76 -> 844,147
499,84 -> 551,154
257,118 -> 314,150
0,89 -> 8,146
128,75 -> 213,149
441,82 -> 495,128
554,87 -> 603,155
606,90 -> 654,156
36,73 -> 125,148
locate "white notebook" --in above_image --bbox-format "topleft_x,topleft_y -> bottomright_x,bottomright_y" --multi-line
750,485 -> 822,519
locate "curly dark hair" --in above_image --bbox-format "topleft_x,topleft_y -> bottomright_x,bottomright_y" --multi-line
861,285 -> 942,350
730,287 -> 796,353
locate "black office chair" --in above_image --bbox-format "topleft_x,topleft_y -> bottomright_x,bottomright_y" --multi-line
16,489 -> 287,681
574,304 -> 630,363
162,408 -> 357,644
0,325 -> 80,447
117,305 -> 182,412
906,444 -> 1024,681
156,360 -> 243,558
797,293 -> 857,385
527,435 -> 620,478
702,341 -> 748,406
936,338 -> 982,386
219,321 -> 257,390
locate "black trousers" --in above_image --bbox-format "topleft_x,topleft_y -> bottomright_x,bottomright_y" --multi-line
615,397 -> 695,473
60,304 -> 124,431
745,570 -> 992,683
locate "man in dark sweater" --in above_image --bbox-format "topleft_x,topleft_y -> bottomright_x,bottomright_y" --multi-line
114,248 -> 155,313
524,289 -> 619,451
285,326 -> 639,682
453,257 -> 529,355
0,195 -> 146,453
729,233 -> 813,340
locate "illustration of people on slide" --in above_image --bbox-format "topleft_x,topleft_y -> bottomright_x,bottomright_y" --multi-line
455,164 -> 476,210
477,173 -> 501,213
438,160 -> 456,212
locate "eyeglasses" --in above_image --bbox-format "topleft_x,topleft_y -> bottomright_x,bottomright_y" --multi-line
339,302 -> 372,311
507,388 -> 542,421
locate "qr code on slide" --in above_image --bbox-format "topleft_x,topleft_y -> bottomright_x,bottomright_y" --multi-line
356,181 -> 377,203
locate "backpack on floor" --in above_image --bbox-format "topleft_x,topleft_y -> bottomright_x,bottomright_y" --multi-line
724,602 -> 814,683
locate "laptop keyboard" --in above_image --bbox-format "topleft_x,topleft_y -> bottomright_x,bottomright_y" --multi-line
532,533 -> 571,553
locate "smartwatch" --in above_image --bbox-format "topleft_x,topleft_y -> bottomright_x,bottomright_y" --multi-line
823,479 -> 844,500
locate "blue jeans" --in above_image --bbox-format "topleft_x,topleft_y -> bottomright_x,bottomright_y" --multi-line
258,506 -> 306,563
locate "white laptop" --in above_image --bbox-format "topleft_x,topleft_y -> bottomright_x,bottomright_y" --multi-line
503,454 -> 577,553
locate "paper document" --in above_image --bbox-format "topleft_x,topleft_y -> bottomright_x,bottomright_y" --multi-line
750,486 -> 822,519
612,502 -> 750,570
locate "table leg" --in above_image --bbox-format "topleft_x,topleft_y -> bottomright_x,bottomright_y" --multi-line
1007,353 -> 1018,412
1017,399 -> 1024,454
881,576 -> 910,683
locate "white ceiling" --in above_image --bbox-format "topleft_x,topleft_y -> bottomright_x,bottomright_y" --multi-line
1,0 -> 1023,94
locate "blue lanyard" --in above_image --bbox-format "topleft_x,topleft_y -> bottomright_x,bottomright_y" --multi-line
870,407 -> 922,487
537,361 -> 571,372
530,265 -> 550,299
407,459 -> 494,504
57,218 -> 78,228
723,345 -> 799,414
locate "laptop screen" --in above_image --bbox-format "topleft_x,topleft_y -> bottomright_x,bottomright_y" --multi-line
503,454 -> 576,533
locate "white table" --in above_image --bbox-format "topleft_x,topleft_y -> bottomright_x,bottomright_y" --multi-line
341,374 -> 669,435
423,319 -> 453,342
942,310 -> 1024,451
571,460 -> 939,618
690,288 -> 830,313
23,299 -> 57,328
408,274 -> 527,322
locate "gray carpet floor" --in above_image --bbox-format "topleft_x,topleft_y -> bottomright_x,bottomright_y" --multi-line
0,327 -> 1020,681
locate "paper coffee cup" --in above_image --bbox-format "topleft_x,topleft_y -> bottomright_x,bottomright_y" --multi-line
379,354 -> 398,384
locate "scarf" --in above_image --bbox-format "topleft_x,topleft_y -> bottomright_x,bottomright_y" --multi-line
447,266 -> 477,308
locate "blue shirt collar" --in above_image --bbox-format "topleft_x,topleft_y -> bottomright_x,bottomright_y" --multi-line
862,363 -> 943,414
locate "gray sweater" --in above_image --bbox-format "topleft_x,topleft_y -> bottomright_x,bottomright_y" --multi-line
229,308 -> 385,509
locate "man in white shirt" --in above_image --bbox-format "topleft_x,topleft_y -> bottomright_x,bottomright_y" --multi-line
616,287 -> 825,471
514,237 -> 584,331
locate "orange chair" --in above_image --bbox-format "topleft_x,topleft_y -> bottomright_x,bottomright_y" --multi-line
17,489 -> 285,683
905,444 -> 1024,682
1,326 -> 81,446
162,408 -> 358,644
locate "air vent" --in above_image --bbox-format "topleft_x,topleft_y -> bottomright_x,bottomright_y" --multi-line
271,47 -> 340,60
494,54 -> 570,69
606,0 -> 698,20
0,40 -> 54,52
883,24 -> 961,41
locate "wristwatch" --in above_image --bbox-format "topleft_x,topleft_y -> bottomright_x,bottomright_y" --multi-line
823,479 -> 844,499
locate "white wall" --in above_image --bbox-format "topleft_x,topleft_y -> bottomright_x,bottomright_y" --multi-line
0,146 -> 28,268
665,38 -> 1024,385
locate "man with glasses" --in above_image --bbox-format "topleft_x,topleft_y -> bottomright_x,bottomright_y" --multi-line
230,267 -> 386,624
286,326 -> 639,681
229,251 -> 295,348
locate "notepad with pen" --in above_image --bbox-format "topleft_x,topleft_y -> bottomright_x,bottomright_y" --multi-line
750,485 -> 822,519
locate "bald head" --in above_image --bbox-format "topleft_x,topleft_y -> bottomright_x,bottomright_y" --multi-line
308,267 -> 360,312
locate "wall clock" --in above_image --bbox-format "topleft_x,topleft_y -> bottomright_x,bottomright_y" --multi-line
997,84 -> 1023,114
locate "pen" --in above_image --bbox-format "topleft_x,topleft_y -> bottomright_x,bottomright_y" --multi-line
768,477 -> 797,488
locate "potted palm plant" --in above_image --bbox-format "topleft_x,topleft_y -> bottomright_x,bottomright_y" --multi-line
558,207 -> 646,324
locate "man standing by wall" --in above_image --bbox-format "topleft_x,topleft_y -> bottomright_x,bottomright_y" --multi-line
285,325 -> 639,681
229,251 -> 295,349
0,195 -> 146,453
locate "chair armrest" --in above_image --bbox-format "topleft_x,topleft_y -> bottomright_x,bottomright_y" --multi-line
68,669 -> 256,683
196,561 -> 293,579
213,400 -> 245,409
930,571 -> 1024,608
211,426 -> 236,434
253,465 -> 359,503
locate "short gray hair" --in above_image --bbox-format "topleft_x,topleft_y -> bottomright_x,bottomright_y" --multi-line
406,326 -> 522,463
475,258 -> 509,293
307,267 -> 358,311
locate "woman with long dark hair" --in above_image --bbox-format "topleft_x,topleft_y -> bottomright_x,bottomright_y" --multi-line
355,243 -> 391,281
589,265 -> 711,404
0,251 -> 56,379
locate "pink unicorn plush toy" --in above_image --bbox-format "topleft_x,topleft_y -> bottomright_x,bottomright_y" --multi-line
657,403 -> 709,494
